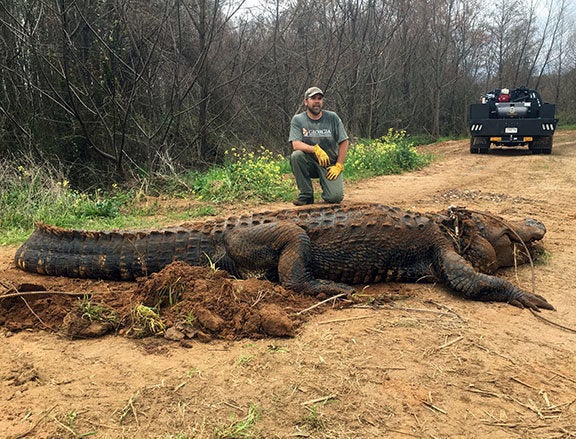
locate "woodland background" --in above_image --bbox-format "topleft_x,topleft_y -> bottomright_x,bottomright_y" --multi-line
1,0 -> 575,186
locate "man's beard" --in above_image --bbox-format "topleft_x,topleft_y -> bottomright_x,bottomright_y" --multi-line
308,105 -> 322,116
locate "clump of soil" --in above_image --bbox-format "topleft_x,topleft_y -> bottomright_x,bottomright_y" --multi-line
0,262 -> 360,341
131,261 -> 323,341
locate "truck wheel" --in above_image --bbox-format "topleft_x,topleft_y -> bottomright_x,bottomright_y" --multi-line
470,138 -> 479,154
530,137 -> 553,155
470,137 -> 489,154
541,137 -> 553,154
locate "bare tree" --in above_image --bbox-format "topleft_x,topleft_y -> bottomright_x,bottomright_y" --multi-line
1,0 -> 574,187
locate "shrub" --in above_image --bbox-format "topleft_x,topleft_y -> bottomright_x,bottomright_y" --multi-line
187,146 -> 294,203
0,156 -> 132,244
346,129 -> 433,180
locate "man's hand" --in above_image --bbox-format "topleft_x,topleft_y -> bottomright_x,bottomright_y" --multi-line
326,162 -> 344,180
312,144 -> 330,167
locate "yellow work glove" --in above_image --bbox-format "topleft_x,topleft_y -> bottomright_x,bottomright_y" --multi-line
312,144 -> 330,167
326,162 -> 344,180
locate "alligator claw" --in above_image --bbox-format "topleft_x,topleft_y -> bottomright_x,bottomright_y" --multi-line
509,292 -> 555,311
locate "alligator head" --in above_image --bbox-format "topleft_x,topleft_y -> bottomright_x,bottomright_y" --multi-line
444,207 -> 546,274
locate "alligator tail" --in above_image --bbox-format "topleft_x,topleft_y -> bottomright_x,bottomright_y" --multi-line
14,223 -> 219,281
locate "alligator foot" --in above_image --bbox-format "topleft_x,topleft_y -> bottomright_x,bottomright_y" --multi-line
508,291 -> 555,311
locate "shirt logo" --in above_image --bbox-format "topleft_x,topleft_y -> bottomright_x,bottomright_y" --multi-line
302,128 -> 332,138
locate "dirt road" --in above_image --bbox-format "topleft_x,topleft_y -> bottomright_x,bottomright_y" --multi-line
1,131 -> 575,438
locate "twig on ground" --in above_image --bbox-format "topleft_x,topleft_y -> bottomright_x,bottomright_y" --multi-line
301,394 -> 337,406
318,315 -> 376,325
20,297 -> 53,331
425,300 -> 466,322
559,427 -> 576,437
508,396 -> 545,417
546,369 -> 576,385
0,281 -> 18,295
510,376 -> 538,390
529,309 -> 576,334
422,400 -> 447,414
12,405 -> 57,439
118,391 -> 140,425
1,290 -> 89,299
222,401 -> 243,411
50,415 -> 76,436
481,422 -> 519,428
365,327 -> 386,335
467,386 -> 501,398
548,398 -> 576,410
437,335 -> 464,350
385,428 -> 420,437
294,293 -> 347,315
360,365 -> 406,371
473,343 -> 516,364
389,305 -> 455,318
250,290 -> 267,308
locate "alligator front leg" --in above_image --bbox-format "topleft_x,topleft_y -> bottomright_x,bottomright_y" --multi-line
223,222 -> 354,296
435,250 -> 554,311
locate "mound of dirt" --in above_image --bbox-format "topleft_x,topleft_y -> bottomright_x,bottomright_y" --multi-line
2,262 -> 373,342
130,261 -> 323,341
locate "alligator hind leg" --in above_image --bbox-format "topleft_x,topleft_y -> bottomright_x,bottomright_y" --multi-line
223,222 -> 354,296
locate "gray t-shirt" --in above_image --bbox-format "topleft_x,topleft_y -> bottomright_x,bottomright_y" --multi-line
288,110 -> 348,163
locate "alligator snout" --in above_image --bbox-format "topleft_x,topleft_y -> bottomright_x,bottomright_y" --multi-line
516,218 -> 546,242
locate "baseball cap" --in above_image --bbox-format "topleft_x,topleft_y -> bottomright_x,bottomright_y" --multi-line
304,87 -> 324,99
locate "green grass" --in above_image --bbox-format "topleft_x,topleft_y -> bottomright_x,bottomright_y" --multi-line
128,304 -> 166,338
0,157 -> 147,244
52,409 -> 98,437
78,296 -> 118,324
0,130 -> 436,245
299,404 -> 325,431
214,404 -> 260,438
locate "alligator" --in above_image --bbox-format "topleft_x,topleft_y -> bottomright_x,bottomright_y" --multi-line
14,203 -> 553,311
